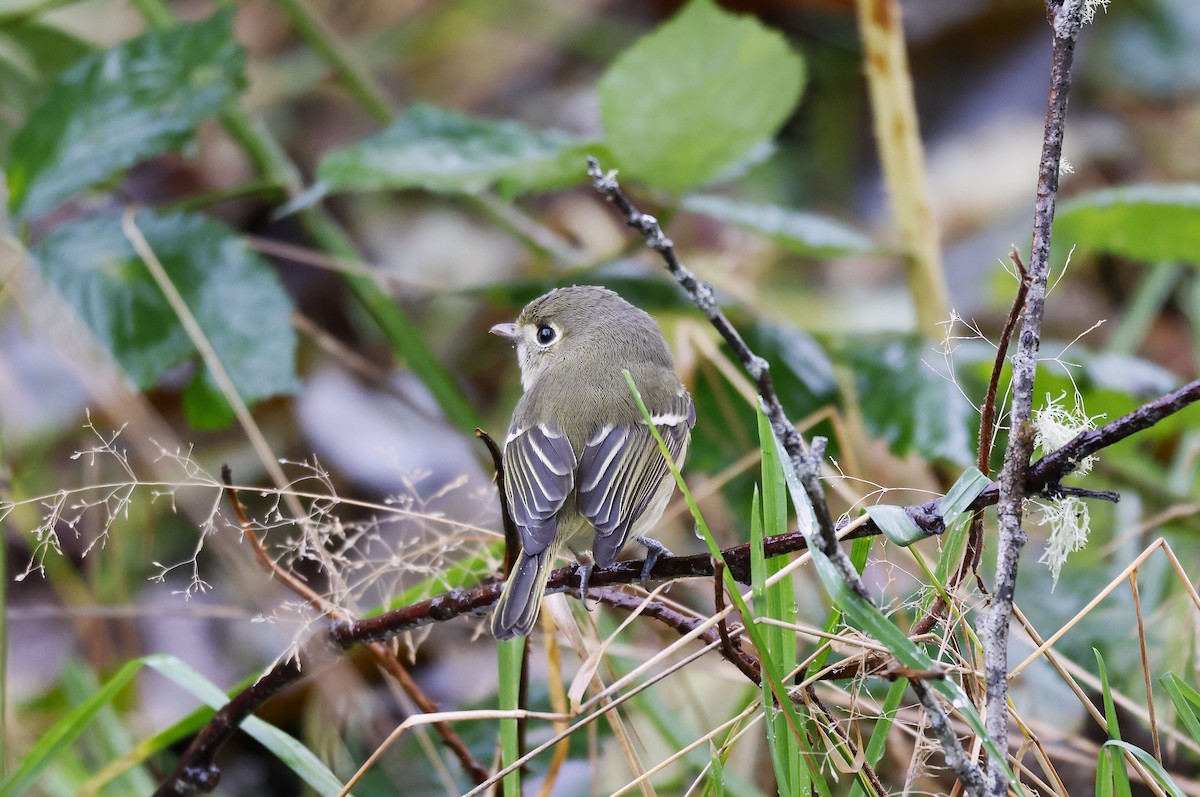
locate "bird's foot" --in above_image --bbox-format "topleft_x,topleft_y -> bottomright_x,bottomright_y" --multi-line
638,536 -> 673,591
575,556 -> 594,610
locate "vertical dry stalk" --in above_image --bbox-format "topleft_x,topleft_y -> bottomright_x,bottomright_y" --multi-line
855,0 -> 949,331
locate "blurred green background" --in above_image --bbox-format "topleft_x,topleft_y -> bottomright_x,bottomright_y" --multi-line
1,0 -> 1198,794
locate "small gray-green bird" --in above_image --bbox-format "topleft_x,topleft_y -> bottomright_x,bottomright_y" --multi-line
489,285 -> 695,640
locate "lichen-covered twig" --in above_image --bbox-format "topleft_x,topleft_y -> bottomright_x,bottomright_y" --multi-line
978,2 -> 1088,793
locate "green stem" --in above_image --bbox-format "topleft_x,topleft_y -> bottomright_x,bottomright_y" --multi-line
165,179 -> 286,213
0,445 -> 8,779
272,0 -> 394,123
1108,263 -> 1181,356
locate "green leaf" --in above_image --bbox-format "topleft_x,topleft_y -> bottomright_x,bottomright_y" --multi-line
182,366 -> 238,431
317,103 -> 598,197
843,334 -> 975,465
0,657 -> 144,797
7,10 -> 245,218
1054,185 -> 1200,265
682,194 -> 874,257
597,0 -> 805,192
31,210 -> 299,415
1094,649 -> 1132,797
1100,741 -> 1188,797
1159,673 -> 1200,745
143,656 -> 349,796
938,467 -> 989,524
0,21 -> 93,159
864,505 -> 925,546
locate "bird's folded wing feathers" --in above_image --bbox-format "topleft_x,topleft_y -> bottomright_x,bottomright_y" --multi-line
577,393 -> 695,564
503,424 -> 576,555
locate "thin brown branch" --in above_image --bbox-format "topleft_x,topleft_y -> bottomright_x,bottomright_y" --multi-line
476,429 -> 519,576
805,685 -> 888,797
980,4 -> 1088,794
911,246 -> 1030,637
713,560 -> 761,683
368,642 -> 492,785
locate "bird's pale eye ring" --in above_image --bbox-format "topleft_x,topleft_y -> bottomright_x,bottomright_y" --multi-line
535,324 -> 557,346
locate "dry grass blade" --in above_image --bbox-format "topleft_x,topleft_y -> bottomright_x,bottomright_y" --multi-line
336,709 -> 568,797
1011,538 -> 1200,677
547,596 -> 654,797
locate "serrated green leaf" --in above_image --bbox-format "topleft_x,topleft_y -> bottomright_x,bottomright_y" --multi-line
0,21 -> 93,159
317,103 -> 597,197
597,0 -> 804,192
31,210 -> 299,416
682,194 -> 874,256
843,334 -> 975,465
864,504 -> 925,546
1054,184 -> 1200,265
7,10 -> 245,218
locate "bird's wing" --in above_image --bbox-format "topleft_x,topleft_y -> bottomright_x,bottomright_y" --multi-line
576,393 -> 694,566
503,423 -> 576,555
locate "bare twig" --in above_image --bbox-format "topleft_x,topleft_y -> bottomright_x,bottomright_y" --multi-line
911,679 -> 987,795
713,559 -> 760,682
476,429 -> 519,576
978,3 -> 1088,794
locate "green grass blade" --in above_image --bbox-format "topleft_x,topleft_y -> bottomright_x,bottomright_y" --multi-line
1101,741 -> 1188,797
864,505 -> 925,546
497,637 -> 523,797
1094,649 -> 1132,797
623,373 -> 813,768
0,656 -> 145,797
1159,673 -> 1200,745
848,678 -> 907,797
938,467 -> 989,523
755,406 -> 803,794
3,653 -> 349,797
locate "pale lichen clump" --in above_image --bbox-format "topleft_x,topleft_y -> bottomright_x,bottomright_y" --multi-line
1083,0 -> 1111,25
1033,391 -> 1104,585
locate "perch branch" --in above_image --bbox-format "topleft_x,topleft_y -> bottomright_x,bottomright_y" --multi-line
153,375 -> 1199,797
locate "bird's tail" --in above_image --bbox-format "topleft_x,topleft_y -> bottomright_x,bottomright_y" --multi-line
491,548 -> 554,640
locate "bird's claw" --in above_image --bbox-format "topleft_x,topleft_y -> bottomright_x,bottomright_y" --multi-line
638,537 -> 672,591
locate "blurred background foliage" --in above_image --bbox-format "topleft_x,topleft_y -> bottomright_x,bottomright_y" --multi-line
0,0 -> 1198,794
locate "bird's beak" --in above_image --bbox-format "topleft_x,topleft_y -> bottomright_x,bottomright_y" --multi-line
489,322 -> 520,340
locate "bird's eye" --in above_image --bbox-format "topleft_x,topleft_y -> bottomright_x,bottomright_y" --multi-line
536,325 -> 556,345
